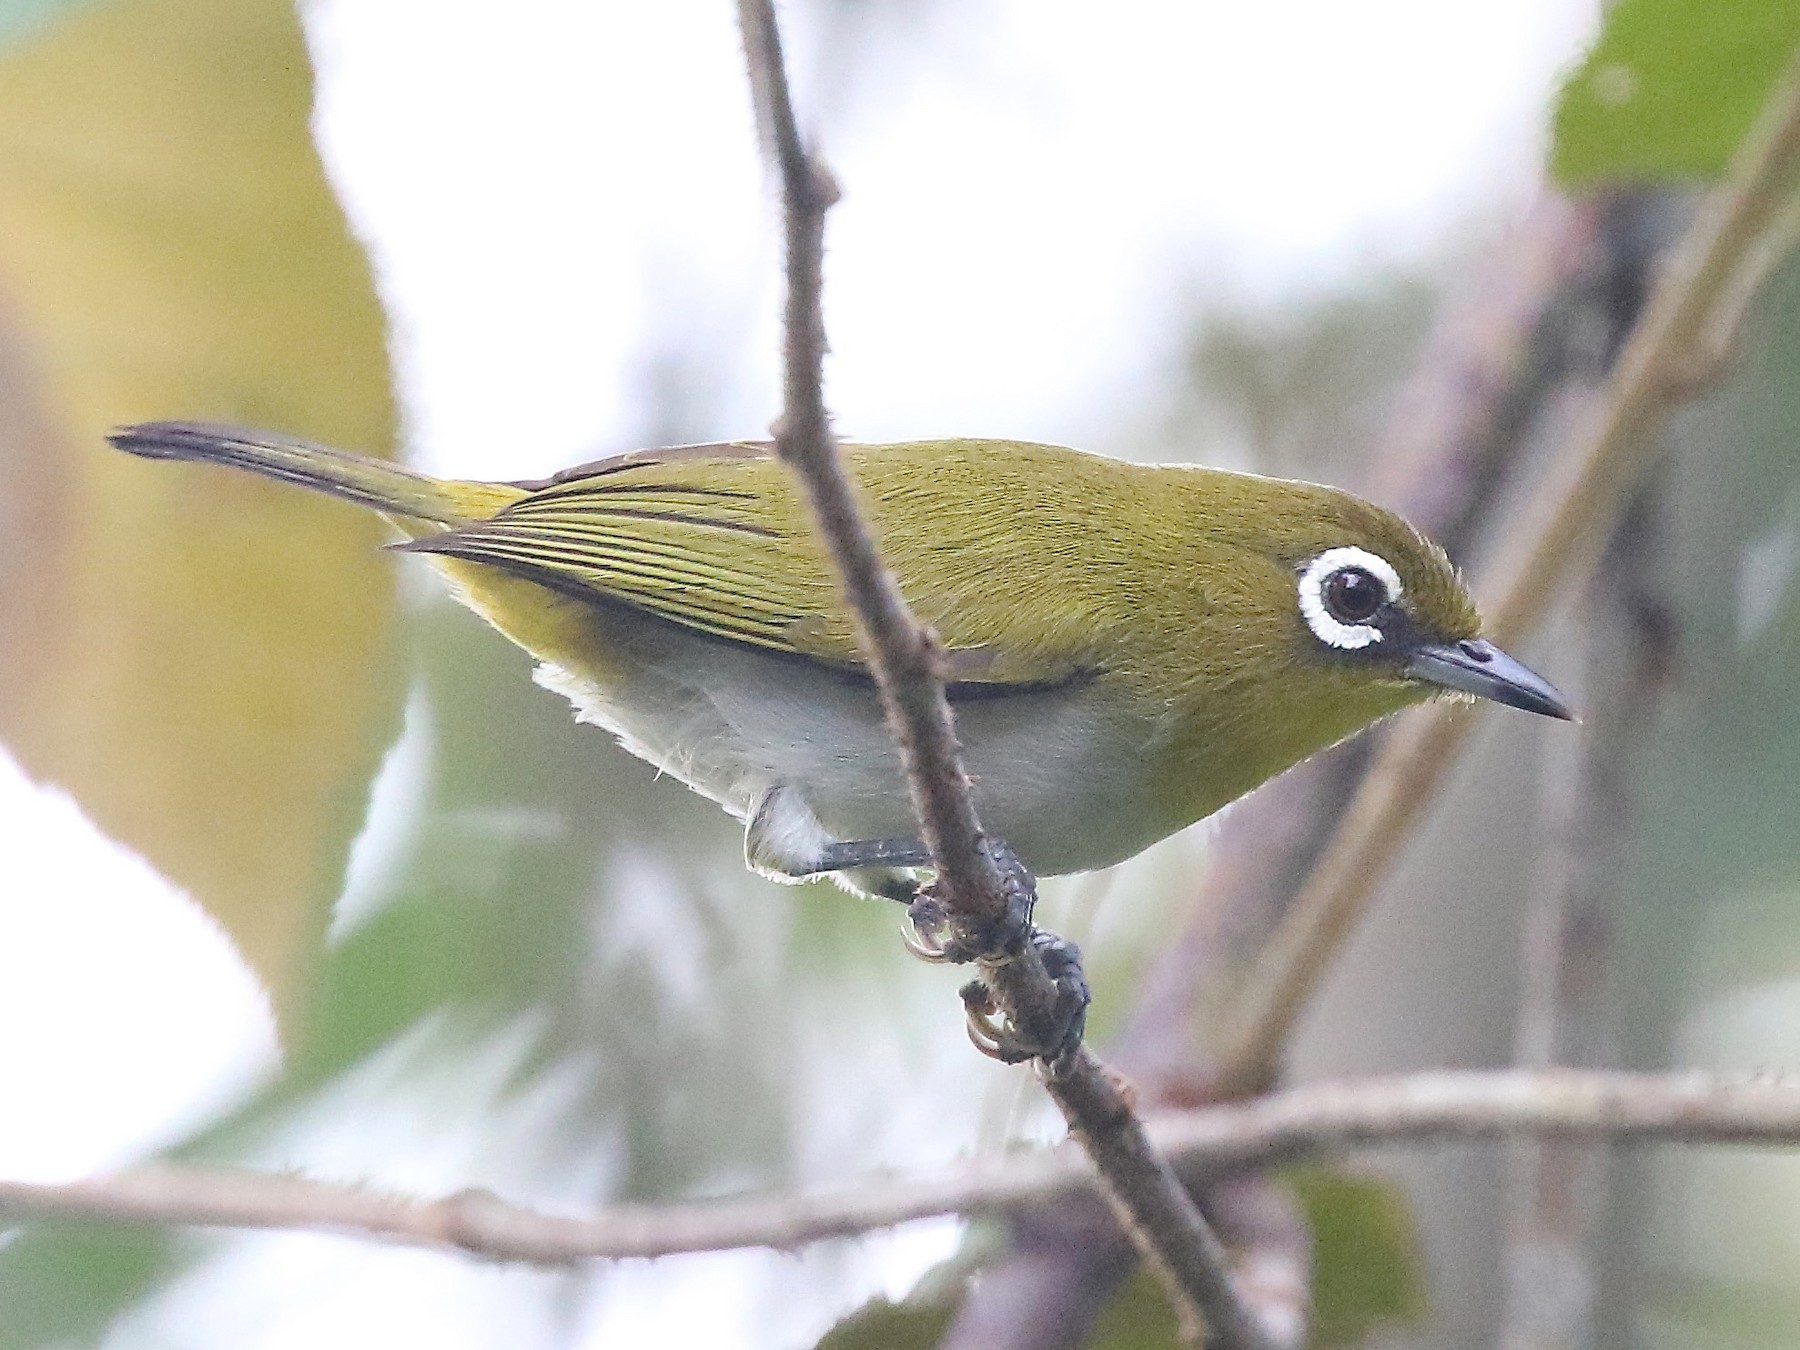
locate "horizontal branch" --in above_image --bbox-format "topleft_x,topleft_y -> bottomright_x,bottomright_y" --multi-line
1151,1067 -> 1800,1165
5,1070 -> 1797,1263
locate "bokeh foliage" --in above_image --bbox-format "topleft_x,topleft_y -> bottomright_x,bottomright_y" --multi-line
1607,252 -> 1800,1349
1552,0 -> 1800,184
1549,4 -> 1800,1343
816,1167 -> 1422,1349
0,0 -> 399,1010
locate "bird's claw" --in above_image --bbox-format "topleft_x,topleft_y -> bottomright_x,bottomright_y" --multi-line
901,837 -> 1037,965
958,930 -> 1091,1067
900,838 -> 1091,1067
901,894 -> 955,962
1030,927 -> 1091,1070
960,980 -> 1016,1059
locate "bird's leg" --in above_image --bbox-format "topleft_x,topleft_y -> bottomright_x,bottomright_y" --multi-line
744,791 -> 1088,1063
744,786 -> 931,892
908,838 -> 1091,1067
813,838 -> 935,871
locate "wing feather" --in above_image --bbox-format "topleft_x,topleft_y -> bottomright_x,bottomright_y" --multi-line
400,440 -> 1112,686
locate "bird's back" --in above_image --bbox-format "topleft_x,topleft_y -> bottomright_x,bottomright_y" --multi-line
412,437 -> 1238,693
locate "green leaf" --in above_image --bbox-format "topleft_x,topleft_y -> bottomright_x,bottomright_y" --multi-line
1289,1165 -> 1425,1348
815,1296 -> 955,1350
1551,0 -> 1800,185
0,0 -> 401,1012
1087,1267 -> 1183,1349
0,1228 -> 185,1350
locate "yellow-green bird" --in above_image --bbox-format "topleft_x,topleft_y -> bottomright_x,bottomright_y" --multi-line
111,423 -> 1568,899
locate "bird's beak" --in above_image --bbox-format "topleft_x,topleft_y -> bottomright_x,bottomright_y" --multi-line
1404,638 -> 1573,720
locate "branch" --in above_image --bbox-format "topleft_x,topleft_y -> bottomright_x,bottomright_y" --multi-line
732,3 -> 1275,1345
734,0 -> 1000,916
7,1070 -> 1800,1261
1151,1068 -> 1800,1166
1209,46 -> 1800,1095
1045,1051 -> 1284,1348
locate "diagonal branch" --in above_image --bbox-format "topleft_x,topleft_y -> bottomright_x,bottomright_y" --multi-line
1209,44 -> 1800,1096
732,3 -> 1277,1345
735,0 -> 1001,917
5,1070 -> 1800,1261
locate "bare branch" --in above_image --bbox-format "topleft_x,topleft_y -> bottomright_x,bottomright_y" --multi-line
1045,1051 -> 1285,1347
1210,46 -> 1800,1095
6,1070 -> 1800,1262
1151,1069 -> 1800,1167
731,2 -> 1277,1344
733,0 -> 1001,918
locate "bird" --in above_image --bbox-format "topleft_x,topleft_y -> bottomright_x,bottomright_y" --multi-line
110,422 -> 1570,904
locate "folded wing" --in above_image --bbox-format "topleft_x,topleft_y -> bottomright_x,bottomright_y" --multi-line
399,440 -> 1098,688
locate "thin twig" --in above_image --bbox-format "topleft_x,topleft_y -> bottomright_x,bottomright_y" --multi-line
735,0 -> 1002,917
1210,45 -> 1800,1095
1044,1050 -> 1281,1348
732,2 -> 1276,1345
6,1070 -> 1800,1261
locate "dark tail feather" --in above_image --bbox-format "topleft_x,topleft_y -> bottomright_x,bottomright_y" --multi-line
109,421 -> 500,524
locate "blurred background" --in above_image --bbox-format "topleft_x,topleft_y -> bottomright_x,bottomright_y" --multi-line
0,0 -> 1796,1345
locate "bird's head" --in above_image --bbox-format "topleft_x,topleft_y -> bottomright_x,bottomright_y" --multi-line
1140,468 -> 1571,815
1276,496 -> 1567,722
1180,470 -> 1572,732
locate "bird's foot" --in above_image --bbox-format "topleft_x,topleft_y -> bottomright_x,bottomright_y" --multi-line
959,928 -> 1090,1068
902,837 -> 1034,963
902,838 -> 1090,1068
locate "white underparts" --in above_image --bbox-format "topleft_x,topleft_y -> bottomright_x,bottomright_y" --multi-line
532,660 -> 612,728
532,660 -> 681,786
535,659 -> 837,881
1296,546 -> 1403,651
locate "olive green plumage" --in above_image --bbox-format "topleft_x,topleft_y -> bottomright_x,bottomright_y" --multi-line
110,422 -> 1560,887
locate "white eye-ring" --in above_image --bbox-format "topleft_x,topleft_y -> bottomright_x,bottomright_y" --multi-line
1298,546 -> 1403,651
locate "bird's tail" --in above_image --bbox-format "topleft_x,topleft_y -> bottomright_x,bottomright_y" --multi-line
109,421 -> 522,524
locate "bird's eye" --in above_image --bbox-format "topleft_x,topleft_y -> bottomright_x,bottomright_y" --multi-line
1297,545 -> 1403,651
1322,566 -> 1383,624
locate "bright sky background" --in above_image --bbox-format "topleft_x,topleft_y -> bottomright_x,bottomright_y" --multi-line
0,1 -> 1597,1345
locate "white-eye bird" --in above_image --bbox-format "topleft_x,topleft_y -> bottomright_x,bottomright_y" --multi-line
111,423 -> 1569,900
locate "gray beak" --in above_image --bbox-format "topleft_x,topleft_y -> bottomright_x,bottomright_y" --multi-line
1405,638 -> 1573,720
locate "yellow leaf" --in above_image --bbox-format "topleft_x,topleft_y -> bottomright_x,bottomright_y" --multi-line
0,0 -> 400,1014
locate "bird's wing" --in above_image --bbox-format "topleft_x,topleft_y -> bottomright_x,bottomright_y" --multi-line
396,440 -> 1103,687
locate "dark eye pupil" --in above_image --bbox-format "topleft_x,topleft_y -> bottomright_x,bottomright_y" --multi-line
1323,566 -> 1383,624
